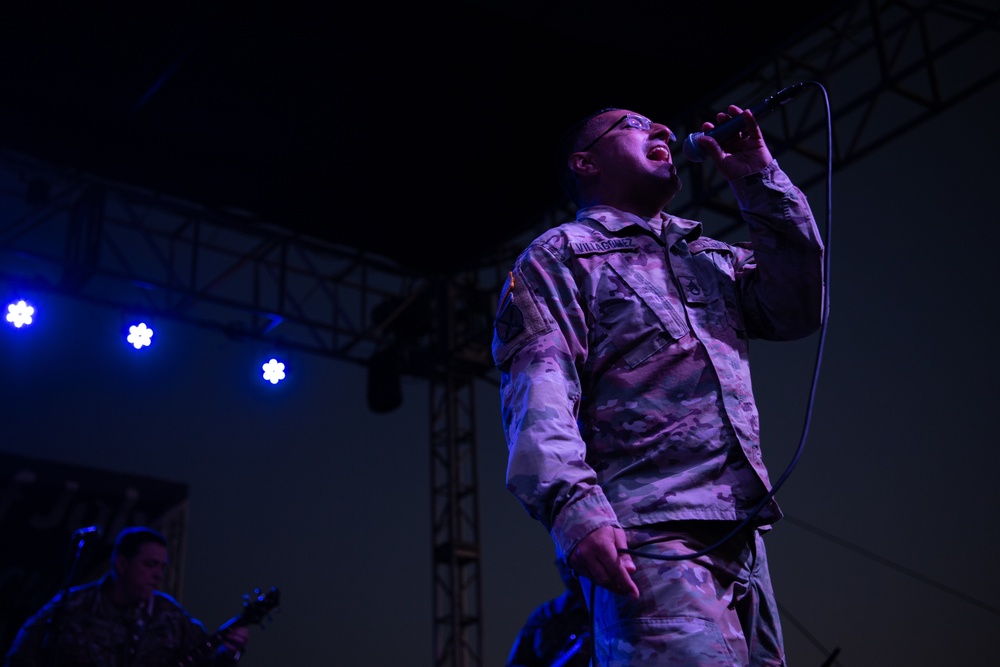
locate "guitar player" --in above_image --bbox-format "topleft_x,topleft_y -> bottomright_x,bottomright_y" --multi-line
4,526 -> 250,667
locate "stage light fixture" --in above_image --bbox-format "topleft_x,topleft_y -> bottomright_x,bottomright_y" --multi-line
261,358 -> 286,385
126,322 -> 154,349
6,300 -> 35,328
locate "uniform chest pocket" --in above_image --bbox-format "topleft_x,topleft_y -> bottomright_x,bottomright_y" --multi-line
592,253 -> 690,368
685,250 -> 746,336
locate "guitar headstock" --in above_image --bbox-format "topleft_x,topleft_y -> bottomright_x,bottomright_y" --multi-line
240,587 -> 280,626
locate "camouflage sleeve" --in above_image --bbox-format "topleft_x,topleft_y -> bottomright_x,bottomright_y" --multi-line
729,160 -> 826,340
493,241 -> 620,559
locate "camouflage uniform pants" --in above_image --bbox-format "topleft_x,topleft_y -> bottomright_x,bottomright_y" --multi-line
581,522 -> 785,667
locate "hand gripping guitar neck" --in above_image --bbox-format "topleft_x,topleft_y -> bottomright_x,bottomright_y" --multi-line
177,587 -> 280,666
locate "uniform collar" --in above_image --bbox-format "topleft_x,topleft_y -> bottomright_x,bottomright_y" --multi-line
576,205 -> 702,247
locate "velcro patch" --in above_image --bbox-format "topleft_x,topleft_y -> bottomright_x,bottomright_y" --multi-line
494,292 -> 524,343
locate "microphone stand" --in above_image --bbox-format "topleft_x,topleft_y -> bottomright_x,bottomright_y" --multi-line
42,532 -> 89,667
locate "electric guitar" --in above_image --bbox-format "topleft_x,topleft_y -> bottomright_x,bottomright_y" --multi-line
177,587 -> 280,666
550,630 -> 591,667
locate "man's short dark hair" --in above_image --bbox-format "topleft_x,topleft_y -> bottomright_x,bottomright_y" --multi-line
113,526 -> 168,561
555,107 -> 622,205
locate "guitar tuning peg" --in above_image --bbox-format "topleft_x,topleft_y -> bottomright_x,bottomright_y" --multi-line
242,588 -> 265,605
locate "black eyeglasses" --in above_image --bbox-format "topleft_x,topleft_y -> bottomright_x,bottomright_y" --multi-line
580,114 -> 675,152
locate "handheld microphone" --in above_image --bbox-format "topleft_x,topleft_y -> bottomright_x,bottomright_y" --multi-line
72,525 -> 102,540
682,82 -> 807,162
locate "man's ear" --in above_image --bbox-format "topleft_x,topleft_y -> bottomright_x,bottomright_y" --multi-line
567,151 -> 599,177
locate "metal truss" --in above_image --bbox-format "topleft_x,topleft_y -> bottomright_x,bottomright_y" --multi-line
424,273 -> 499,667
1,1 -> 998,664
430,335 -> 483,665
0,149 -> 430,370
669,0 -> 1000,237
430,369 -> 483,667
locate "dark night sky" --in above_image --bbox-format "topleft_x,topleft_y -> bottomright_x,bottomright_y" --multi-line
3,80 -> 999,667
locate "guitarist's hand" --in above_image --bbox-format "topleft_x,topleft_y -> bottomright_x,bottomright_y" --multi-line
222,626 -> 250,655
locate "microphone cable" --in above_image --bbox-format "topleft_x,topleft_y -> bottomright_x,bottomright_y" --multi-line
578,82 -> 832,667
619,80 -> 833,563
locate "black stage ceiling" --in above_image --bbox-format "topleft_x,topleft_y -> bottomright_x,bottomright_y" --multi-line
0,1 -> 848,275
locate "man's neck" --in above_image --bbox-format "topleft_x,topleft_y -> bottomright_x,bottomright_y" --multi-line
582,192 -> 671,220
108,582 -> 147,609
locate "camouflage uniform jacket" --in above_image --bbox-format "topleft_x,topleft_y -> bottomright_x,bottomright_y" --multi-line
4,575 -> 237,667
492,161 -> 825,560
